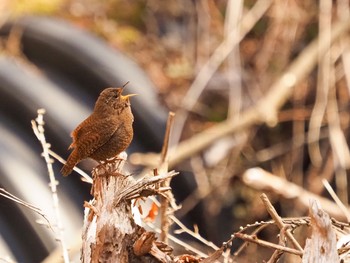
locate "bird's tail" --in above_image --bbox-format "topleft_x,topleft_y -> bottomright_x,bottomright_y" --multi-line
61,150 -> 79,176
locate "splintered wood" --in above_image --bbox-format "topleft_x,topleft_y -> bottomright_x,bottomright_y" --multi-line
301,200 -> 339,263
81,153 -> 177,263
81,154 -> 138,262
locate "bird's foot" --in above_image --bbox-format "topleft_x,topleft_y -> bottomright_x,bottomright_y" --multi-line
104,156 -> 125,164
94,155 -> 126,175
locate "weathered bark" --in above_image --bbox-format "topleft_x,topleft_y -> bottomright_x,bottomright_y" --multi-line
81,156 -> 136,262
81,154 -> 175,262
301,199 -> 339,263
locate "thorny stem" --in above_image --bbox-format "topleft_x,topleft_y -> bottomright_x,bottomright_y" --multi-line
32,109 -> 70,263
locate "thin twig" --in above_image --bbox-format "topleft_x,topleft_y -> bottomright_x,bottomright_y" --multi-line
234,223 -> 269,256
150,196 -> 218,251
267,226 -> 287,263
32,109 -> 70,263
48,149 -> 93,184
0,188 -> 53,231
173,218 -> 219,251
232,217 -> 311,257
159,112 -> 176,242
231,215 -> 350,259
260,193 -> 303,252
160,112 -> 175,163
234,233 -> 303,256
121,170 -> 179,201
146,222 -> 209,258
322,179 -> 350,221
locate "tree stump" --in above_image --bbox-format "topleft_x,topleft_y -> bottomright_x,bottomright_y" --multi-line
81,153 -> 175,262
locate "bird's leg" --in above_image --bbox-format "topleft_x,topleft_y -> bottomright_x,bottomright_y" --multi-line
94,161 -> 109,174
94,155 -> 124,174
105,155 -> 124,164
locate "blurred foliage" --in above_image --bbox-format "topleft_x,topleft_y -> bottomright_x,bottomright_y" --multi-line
105,0 -> 146,29
9,0 -> 66,16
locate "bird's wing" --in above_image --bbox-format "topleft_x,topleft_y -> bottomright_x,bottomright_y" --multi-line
69,116 -> 92,149
70,117 -> 120,157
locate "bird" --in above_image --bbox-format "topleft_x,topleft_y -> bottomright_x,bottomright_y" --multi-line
61,86 -> 136,176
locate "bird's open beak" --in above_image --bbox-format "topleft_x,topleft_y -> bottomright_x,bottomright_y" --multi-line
121,94 -> 138,101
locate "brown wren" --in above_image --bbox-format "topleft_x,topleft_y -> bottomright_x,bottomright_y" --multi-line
61,87 -> 136,176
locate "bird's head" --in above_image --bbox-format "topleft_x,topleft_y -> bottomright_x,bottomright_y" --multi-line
95,86 -> 137,114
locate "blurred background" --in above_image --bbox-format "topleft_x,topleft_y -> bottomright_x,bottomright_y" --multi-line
1,0 -> 350,262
